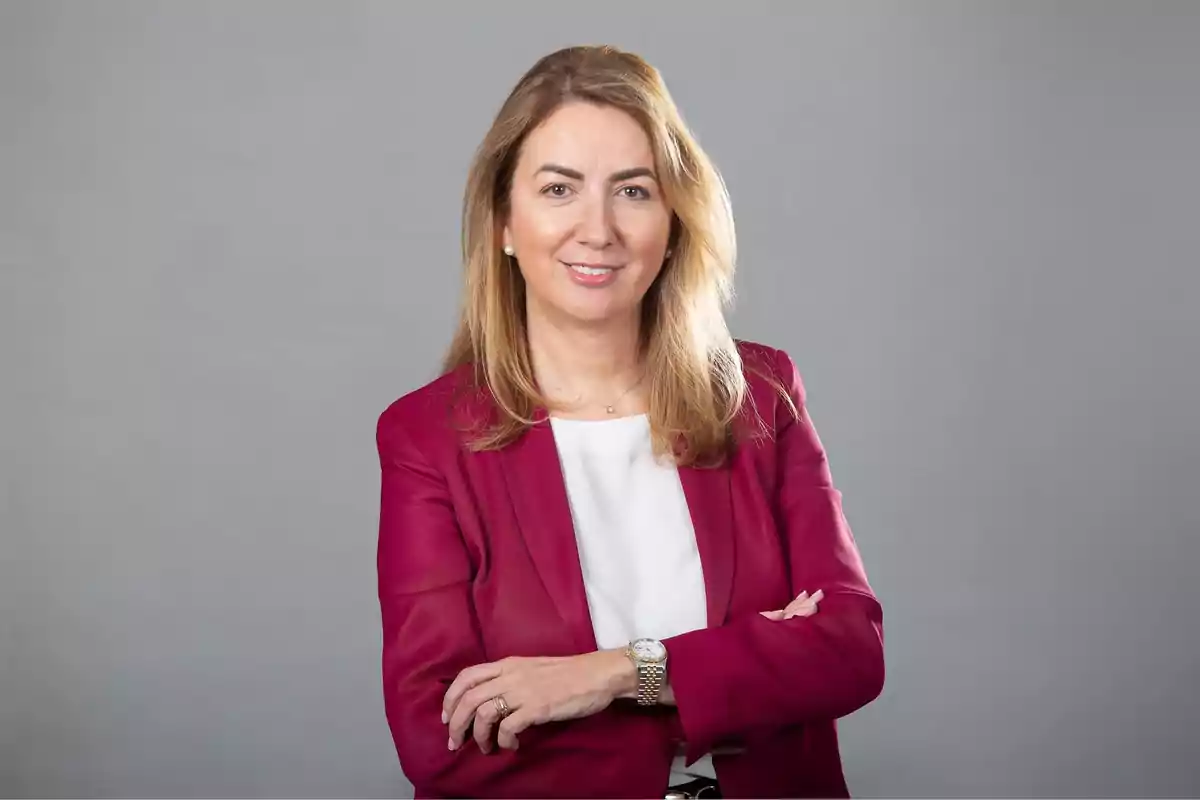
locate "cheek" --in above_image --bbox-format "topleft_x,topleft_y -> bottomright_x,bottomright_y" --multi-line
509,200 -> 569,250
508,226 -> 559,293
618,209 -> 672,261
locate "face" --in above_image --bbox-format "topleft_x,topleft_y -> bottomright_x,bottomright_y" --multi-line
503,102 -> 673,328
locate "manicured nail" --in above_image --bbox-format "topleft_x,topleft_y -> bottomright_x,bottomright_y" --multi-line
447,737 -> 455,750
441,711 -> 448,724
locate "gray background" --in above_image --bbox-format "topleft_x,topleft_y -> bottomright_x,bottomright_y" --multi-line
2,1 -> 1198,797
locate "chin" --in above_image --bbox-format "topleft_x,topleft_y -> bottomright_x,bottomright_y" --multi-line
555,300 -> 636,327
564,310 -> 628,327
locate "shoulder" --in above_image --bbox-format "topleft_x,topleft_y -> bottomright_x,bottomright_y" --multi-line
735,338 -> 806,403
376,363 -> 482,457
729,338 -> 810,448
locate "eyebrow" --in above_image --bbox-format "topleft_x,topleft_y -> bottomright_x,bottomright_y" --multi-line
535,163 -> 657,183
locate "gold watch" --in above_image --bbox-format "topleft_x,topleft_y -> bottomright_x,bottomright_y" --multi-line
626,638 -> 667,705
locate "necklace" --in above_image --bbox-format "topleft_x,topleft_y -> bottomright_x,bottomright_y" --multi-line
604,374 -> 644,414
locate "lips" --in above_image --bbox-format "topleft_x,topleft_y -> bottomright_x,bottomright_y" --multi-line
561,260 -> 622,287
563,262 -> 621,274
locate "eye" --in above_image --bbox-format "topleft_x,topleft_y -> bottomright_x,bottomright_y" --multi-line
541,183 -> 573,197
619,185 -> 652,200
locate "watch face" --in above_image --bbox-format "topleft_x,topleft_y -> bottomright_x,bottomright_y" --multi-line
631,638 -> 666,661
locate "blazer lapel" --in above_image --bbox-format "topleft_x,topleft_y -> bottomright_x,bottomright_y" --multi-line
678,463 -> 735,627
500,418 -> 599,654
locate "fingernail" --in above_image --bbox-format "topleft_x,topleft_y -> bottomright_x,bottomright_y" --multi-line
441,711 -> 448,724
447,737 -> 455,750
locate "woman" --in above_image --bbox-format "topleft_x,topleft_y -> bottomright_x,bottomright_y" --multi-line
376,45 -> 884,799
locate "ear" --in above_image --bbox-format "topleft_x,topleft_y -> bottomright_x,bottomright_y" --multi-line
493,218 -> 511,253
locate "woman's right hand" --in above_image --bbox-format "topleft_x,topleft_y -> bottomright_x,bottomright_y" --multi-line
760,589 -> 824,621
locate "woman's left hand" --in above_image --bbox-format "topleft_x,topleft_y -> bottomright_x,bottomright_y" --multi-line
760,588 -> 824,621
442,650 -> 629,753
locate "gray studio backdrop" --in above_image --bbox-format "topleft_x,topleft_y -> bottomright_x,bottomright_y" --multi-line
3,2 -> 1198,797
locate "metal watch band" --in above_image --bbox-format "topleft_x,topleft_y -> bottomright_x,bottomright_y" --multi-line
635,662 -> 665,705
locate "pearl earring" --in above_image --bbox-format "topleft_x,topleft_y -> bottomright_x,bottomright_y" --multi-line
503,244 -> 515,256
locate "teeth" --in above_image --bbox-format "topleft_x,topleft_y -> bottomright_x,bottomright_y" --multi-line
569,264 -> 613,276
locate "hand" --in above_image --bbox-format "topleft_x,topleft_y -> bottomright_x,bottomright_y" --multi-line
760,588 -> 824,621
442,650 -> 629,753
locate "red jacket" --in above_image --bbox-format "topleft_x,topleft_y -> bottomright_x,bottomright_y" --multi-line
376,340 -> 885,798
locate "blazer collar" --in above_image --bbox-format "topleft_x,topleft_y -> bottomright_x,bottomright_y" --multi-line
500,415 -> 735,653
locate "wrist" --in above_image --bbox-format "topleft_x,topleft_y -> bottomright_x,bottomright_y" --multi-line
601,648 -> 639,700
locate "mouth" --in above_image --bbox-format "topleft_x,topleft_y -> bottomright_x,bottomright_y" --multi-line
561,260 -> 624,288
562,261 -> 622,276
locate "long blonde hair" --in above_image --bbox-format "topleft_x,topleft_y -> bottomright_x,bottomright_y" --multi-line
444,45 -> 748,467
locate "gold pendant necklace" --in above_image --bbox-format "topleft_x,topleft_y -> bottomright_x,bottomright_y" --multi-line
604,374 -> 644,414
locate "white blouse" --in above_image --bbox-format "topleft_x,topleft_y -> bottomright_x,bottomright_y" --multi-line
549,413 -> 717,783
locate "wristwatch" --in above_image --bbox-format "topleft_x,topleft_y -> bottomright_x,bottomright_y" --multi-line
625,637 -> 668,705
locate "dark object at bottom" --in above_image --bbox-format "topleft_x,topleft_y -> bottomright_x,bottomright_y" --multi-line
665,776 -> 722,799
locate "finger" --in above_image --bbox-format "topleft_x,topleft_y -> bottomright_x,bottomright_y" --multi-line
781,591 -> 811,612
471,695 -> 504,754
784,590 -> 825,619
443,662 -> 504,724
496,705 -> 538,750
443,661 -> 504,724
449,679 -> 505,749
782,589 -> 822,616
760,609 -> 785,620
781,598 -> 814,617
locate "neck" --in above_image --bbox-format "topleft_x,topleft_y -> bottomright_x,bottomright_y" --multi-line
526,303 -> 644,415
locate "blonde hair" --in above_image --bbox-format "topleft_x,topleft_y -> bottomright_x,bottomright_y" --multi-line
444,45 -> 747,467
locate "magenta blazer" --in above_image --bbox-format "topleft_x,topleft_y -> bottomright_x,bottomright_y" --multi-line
376,340 -> 885,798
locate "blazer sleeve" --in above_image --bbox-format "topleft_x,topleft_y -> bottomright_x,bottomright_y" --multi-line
662,348 -> 886,764
376,406 -> 540,796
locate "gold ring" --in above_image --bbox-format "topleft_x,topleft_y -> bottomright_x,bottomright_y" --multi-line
492,695 -> 511,719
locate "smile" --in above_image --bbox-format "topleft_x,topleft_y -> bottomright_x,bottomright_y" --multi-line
565,262 -> 619,274
562,261 -> 623,287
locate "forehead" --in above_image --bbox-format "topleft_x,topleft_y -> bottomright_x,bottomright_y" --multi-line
517,102 -> 656,173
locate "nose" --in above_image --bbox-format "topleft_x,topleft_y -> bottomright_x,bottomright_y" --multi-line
575,189 -> 615,250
